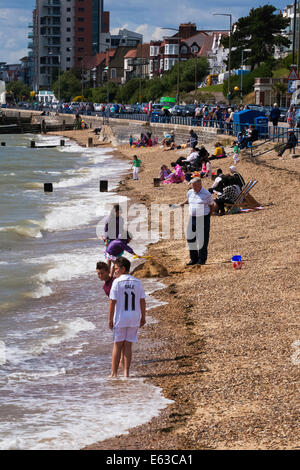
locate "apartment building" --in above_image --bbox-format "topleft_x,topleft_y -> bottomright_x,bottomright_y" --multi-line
30,0 -> 110,90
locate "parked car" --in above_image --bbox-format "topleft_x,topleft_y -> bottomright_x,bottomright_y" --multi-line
182,105 -> 196,117
279,107 -> 288,122
124,104 -> 135,113
94,103 -> 103,112
169,105 -> 185,116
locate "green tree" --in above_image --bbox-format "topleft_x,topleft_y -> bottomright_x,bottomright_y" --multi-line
222,5 -> 290,71
52,70 -> 82,101
6,80 -> 30,102
223,62 -> 273,99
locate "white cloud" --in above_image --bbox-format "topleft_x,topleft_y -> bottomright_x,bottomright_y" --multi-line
0,8 -> 31,63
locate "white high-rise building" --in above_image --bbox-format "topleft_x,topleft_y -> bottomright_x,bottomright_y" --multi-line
30,0 -> 110,91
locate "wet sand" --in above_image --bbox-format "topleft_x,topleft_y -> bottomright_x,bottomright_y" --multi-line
49,129 -> 300,450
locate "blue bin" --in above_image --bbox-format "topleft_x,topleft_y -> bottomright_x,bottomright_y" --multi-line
254,116 -> 269,138
233,109 -> 266,135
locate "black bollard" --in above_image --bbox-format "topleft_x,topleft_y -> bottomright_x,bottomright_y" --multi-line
153,178 -> 160,187
100,180 -> 108,192
60,139 -> 65,147
1,142 -> 6,146
31,140 -> 36,148
44,183 -> 53,193
88,137 -> 93,147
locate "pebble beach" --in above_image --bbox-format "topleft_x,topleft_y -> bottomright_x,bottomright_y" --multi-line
48,127 -> 300,450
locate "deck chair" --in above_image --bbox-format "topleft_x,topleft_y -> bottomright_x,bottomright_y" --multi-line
225,179 -> 259,214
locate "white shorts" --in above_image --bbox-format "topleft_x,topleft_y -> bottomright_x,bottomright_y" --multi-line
113,326 -> 139,343
133,167 -> 139,179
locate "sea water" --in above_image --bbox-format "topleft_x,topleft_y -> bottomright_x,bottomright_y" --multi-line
0,134 -> 171,450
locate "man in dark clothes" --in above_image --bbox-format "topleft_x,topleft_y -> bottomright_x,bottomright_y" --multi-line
277,129 -> 298,156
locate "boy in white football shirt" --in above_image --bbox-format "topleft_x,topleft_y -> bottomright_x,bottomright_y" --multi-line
108,257 -> 146,378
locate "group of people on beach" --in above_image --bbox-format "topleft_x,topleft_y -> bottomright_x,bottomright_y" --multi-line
98,129 -> 250,379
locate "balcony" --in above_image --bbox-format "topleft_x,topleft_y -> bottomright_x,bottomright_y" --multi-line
28,42 -> 33,49
43,1 -> 61,7
42,8 -> 61,17
28,32 -> 33,39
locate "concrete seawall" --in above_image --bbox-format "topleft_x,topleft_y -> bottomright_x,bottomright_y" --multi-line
0,109 -> 222,146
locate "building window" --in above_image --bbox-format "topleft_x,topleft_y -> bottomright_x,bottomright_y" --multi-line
111,68 -> 116,79
78,8 -> 84,12
67,8 -> 71,12
67,28 -> 71,32
67,37 -> 71,42
78,17 -> 84,22
78,27 -> 84,32
66,57 -> 71,62
150,46 -> 159,56
165,44 -> 178,55
78,37 -> 84,42
181,45 -> 188,54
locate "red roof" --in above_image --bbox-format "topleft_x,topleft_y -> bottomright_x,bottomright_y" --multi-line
124,49 -> 137,59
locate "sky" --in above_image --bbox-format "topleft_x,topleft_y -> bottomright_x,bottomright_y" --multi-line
0,0 -> 290,64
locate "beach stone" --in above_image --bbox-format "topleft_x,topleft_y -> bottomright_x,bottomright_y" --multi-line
132,258 -> 169,278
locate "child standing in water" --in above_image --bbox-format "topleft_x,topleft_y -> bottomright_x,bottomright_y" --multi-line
108,257 -> 146,378
132,155 -> 142,180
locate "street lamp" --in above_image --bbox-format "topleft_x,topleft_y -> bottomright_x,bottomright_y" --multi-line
213,13 -> 232,104
240,49 -> 251,104
160,27 -> 181,104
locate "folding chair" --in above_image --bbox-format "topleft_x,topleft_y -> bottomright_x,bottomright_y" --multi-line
226,179 -> 259,214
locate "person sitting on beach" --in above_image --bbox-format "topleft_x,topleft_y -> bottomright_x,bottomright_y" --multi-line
162,131 -> 175,149
108,257 -> 146,378
105,232 -> 139,277
201,158 -> 212,178
96,261 -> 115,297
214,175 -> 241,215
159,165 -> 172,181
209,142 -> 227,160
208,169 -> 224,194
163,163 -> 185,184
184,148 -> 200,167
146,137 -> 153,147
187,130 -> 198,149
229,165 -> 245,189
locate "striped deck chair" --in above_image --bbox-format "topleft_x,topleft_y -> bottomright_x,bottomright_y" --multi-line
226,179 -> 259,214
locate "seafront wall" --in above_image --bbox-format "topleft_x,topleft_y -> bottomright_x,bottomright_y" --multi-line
0,109 -> 219,146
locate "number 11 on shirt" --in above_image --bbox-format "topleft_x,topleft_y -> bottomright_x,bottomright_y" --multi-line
124,292 -> 136,311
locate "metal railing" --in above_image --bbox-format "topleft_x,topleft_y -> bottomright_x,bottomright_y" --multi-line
5,106 -> 296,144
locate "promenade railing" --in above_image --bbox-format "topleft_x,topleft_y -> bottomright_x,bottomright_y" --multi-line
6,106 -> 294,144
